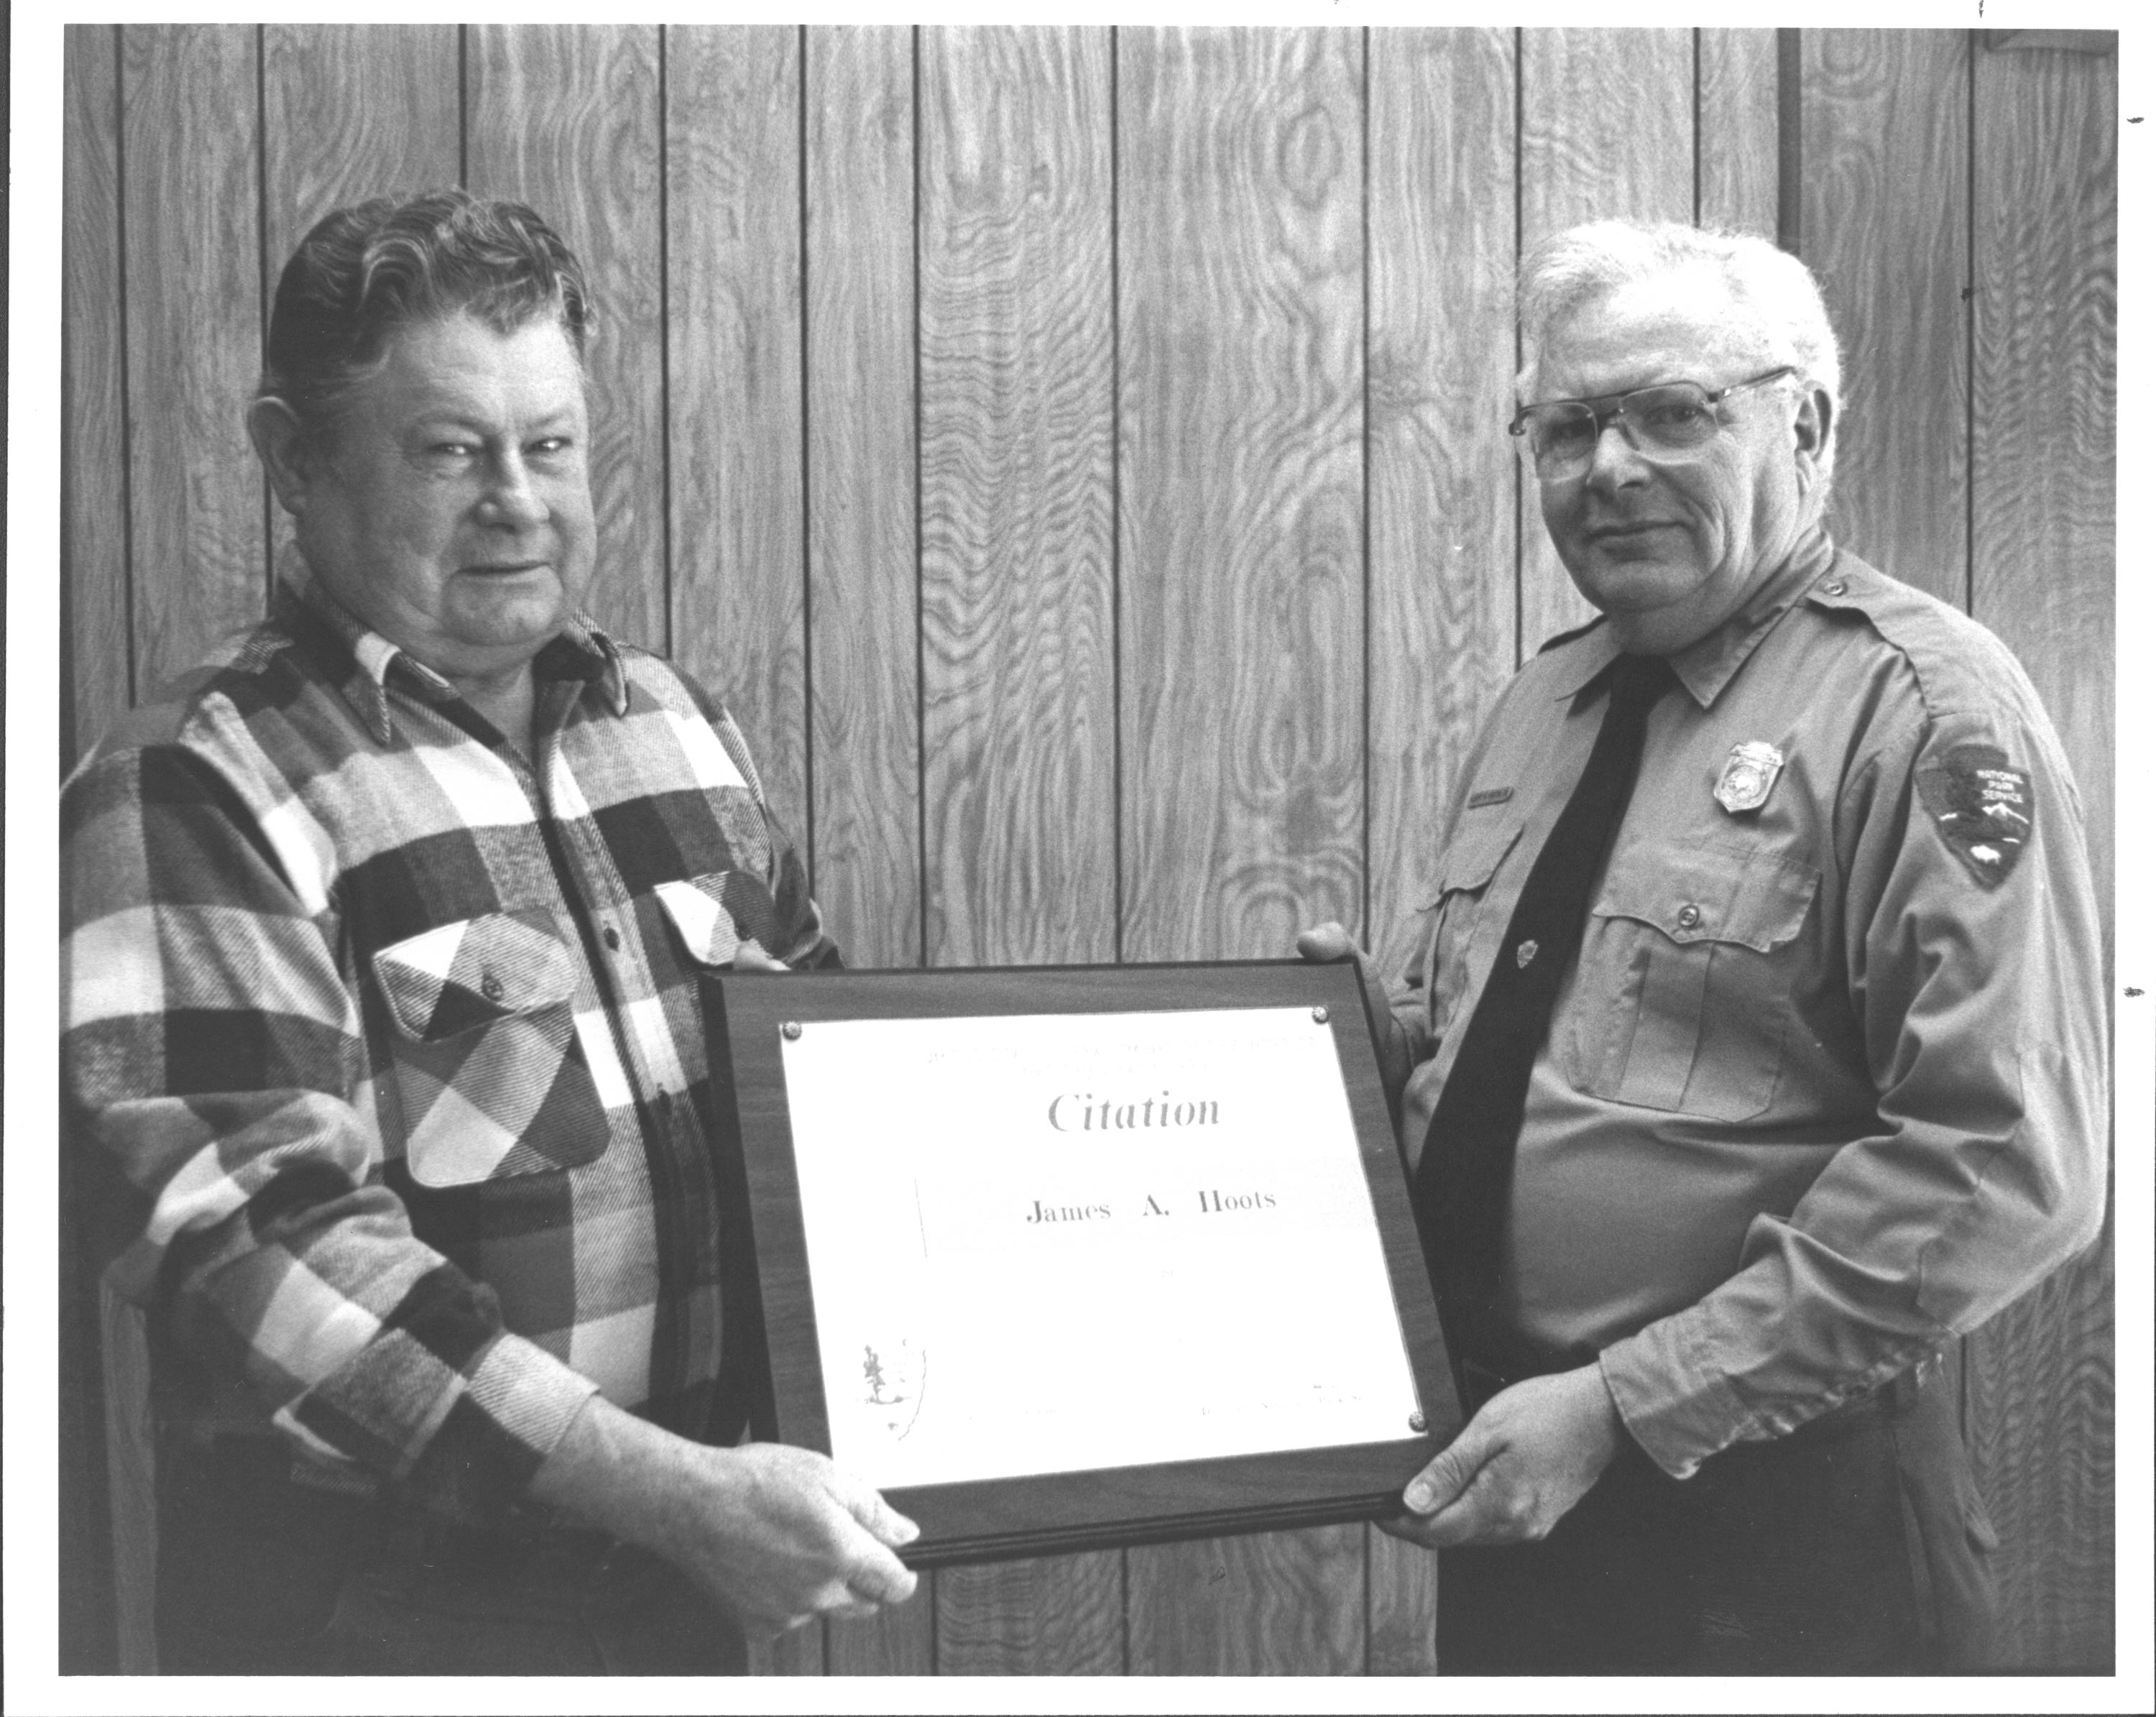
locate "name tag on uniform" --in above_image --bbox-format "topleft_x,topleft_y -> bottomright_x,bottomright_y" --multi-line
1714,742 -> 1784,814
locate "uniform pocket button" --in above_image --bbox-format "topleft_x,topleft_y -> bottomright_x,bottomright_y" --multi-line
481,972 -> 505,1001
1676,903 -> 1702,930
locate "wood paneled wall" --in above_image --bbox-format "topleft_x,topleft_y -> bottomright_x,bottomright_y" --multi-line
60,24 -> 2116,1674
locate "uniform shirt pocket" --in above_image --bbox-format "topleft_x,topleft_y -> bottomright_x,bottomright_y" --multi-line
1567,841 -> 1820,1123
1427,818 -> 1524,1044
371,909 -> 610,1187
654,870 -> 783,968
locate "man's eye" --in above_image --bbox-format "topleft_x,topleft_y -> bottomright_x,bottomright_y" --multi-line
1641,399 -> 1710,431
530,436 -> 573,456
428,441 -> 478,459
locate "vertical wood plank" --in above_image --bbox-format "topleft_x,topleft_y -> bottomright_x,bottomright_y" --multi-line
805,24 -> 920,971
1516,27 -> 1695,659
917,25 -> 1123,1669
1118,27 -> 1365,1670
1127,1525 -> 1367,1675
919,24 -> 1116,971
826,1601 -> 935,1675
1963,37 -> 2116,1672
1697,28 -> 1780,238
1800,29 -> 1970,606
466,24 -> 668,652
1367,26 -> 1516,984
937,1552 -> 1124,1674
121,24 -> 265,698
667,24 -> 810,827
64,24 -> 129,768
261,24 -> 461,270
1366,1532 -> 1438,1675
1118,23 -> 1365,968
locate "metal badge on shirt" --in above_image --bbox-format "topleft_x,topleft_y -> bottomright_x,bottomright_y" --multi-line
1916,744 -> 2035,887
1713,742 -> 1785,815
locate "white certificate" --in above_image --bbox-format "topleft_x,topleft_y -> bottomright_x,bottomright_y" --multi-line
779,1005 -> 1424,1489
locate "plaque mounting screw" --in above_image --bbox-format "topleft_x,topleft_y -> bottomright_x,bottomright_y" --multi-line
1408,1412 -> 1427,1432
782,1021 -> 803,1041
1311,1005 -> 1330,1024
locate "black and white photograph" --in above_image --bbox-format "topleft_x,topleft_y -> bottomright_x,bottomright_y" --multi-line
7,6 -> 2147,1708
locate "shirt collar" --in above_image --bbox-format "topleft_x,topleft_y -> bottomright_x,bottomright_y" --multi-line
275,561 -> 631,745
1545,532 -> 1838,710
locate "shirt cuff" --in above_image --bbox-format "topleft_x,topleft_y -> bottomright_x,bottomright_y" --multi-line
1598,1311 -> 1754,1480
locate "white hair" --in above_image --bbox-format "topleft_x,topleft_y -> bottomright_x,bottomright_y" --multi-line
1519,220 -> 1843,482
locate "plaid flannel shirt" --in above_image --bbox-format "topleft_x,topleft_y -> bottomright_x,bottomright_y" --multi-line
62,572 -> 835,1522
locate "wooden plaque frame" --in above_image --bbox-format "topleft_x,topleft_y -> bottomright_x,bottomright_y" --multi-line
699,959 -> 1461,1567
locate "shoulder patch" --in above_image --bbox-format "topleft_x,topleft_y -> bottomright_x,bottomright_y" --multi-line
1916,744 -> 2034,886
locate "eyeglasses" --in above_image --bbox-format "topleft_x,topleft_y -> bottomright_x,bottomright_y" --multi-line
1508,367 -> 1797,482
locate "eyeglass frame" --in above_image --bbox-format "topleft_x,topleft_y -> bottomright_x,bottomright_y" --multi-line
1507,365 -> 1800,481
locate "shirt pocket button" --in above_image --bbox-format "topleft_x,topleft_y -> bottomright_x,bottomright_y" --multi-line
481,972 -> 505,1001
1676,903 -> 1702,931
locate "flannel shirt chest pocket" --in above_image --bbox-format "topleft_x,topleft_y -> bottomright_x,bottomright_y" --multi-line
1563,840 -> 1820,1122
371,908 -> 612,1187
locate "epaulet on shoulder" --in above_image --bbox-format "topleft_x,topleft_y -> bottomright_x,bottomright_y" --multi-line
1805,551 -> 2031,717
1534,614 -> 1607,656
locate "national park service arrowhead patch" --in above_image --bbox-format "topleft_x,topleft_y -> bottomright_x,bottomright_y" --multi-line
1916,744 -> 2035,887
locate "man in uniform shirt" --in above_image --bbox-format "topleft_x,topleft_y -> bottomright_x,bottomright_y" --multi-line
1304,219 -> 2106,1671
61,190 -> 918,1672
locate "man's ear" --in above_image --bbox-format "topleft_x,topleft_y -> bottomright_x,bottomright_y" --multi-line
1792,385 -> 1833,494
247,397 -> 315,517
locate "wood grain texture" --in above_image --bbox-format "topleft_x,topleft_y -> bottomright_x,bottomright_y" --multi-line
1516,28 -> 1695,659
936,1550 -> 1124,1673
805,24 -> 921,971
1117,31 -> 1365,1668
1697,28 -> 1780,237
121,24 -> 266,696
1963,38 -> 2116,1673
1117,24 -> 1365,967
64,25 -> 129,769
261,24 -> 460,270
666,26 -> 811,832
1127,1522 -> 1365,1673
1366,1529 -> 1438,1674
825,1597 -> 936,1674
919,25 -> 1116,970
1968,39 -> 2116,939
466,25 -> 668,651
1800,29 -> 1970,605
1366,26 -> 1517,982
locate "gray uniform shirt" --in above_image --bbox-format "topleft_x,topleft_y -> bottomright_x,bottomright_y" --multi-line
1393,541 -> 2106,1478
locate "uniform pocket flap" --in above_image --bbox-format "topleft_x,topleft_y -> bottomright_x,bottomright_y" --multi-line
655,871 -> 783,967
372,909 -> 578,1042
1432,819 -> 1524,903
1594,844 -> 1820,952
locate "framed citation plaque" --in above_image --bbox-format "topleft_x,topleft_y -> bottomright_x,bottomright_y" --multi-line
700,961 -> 1460,1565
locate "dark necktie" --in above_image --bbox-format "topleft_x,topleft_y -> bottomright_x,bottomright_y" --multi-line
1414,652 -> 1674,1371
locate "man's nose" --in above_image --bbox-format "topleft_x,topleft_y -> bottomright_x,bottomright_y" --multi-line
479,454 -> 548,526
1584,418 -> 1651,491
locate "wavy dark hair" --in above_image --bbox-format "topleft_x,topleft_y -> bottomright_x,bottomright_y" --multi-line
257,188 -> 591,444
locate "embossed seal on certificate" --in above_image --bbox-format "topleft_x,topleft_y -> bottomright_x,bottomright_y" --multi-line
1715,742 -> 1784,814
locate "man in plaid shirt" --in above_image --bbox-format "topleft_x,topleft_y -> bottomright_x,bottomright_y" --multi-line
61,190 -> 918,1672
